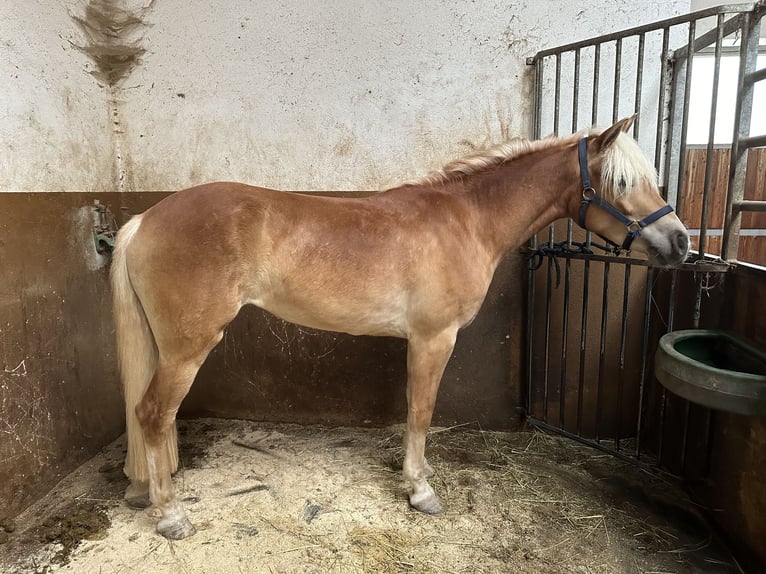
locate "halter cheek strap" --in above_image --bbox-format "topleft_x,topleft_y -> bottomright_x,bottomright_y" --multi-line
577,137 -> 674,252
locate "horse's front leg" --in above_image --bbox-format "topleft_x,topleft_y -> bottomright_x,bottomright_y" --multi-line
403,329 -> 457,514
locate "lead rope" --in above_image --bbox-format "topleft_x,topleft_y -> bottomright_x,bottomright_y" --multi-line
526,238 -> 620,288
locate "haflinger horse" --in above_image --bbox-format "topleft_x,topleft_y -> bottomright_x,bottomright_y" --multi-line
111,115 -> 689,539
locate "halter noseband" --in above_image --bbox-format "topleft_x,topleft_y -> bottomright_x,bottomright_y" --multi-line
577,136 -> 673,253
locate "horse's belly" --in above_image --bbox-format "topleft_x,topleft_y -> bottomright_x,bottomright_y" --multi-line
246,293 -> 410,338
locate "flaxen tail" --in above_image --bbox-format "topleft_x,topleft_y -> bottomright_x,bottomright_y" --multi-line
111,215 -> 178,483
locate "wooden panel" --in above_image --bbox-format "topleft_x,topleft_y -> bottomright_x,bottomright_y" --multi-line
681,147 -> 766,266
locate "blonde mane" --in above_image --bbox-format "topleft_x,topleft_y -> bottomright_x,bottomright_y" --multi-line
405,127 -> 658,199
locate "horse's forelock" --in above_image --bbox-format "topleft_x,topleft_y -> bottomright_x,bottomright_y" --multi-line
596,130 -> 659,199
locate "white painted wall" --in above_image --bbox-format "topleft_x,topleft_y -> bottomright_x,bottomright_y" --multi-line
1,1 -> 689,192
0,3 -> 114,192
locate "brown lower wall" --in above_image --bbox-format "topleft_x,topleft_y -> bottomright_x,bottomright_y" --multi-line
705,266 -> 766,570
0,191 -> 524,523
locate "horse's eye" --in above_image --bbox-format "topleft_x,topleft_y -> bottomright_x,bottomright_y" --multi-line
618,176 -> 627,190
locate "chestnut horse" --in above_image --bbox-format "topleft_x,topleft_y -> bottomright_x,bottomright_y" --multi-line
111,116 -> 689,539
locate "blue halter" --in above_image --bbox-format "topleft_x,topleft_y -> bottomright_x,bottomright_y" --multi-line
577,137 -> 674,252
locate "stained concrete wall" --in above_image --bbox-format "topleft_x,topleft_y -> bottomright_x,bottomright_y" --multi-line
0,0 -> 689,525
2,1 -> 688,192
0,3 -> 114,191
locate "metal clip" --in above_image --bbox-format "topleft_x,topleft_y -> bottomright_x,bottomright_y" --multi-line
92,200 -> 118,254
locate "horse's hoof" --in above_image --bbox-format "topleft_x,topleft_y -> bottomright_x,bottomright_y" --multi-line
124,481 -> 151,509
125,494 -> 152,509
409,491 -> 444,515
157,516 -> 196,540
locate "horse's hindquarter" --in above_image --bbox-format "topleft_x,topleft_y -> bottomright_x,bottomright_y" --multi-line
130,183 -> 496,340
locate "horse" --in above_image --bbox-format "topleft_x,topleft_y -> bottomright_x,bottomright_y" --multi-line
111,116 -> 689,539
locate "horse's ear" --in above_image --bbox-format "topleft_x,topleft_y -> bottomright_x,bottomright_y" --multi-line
593,115 -> 636,151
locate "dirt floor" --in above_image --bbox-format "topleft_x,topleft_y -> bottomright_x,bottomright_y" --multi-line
0,418 -> 743,574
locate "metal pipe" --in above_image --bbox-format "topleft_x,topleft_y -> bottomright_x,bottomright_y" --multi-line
592,44 -> 601,125
635,267 -> 655,459
573,49 -> 581,132
722,11 -> 760,260
698,15 -> 725,258
595,261 -> 611,442
654,28 -> 671,175
576,258 -> 591,436
633,33 -> 645,137
612,38 -> 622,122
673,20 -> 697,222
657,269 -> 679,464
542,224 -> 555,422
747,66 -> 766,83
739,134 -> 766,149
554,53 -> 562,135
615,264 -> 631,450
560,246 -> 571,429
736,200 -> 766,212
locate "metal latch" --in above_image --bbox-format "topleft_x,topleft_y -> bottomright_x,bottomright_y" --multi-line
92,200 -> 118,254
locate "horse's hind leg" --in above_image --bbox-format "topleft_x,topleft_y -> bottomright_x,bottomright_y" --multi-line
136,350 -> 218,540
403,329 -> 457,514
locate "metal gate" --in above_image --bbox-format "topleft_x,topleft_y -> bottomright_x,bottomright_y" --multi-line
523,2 -> 766,474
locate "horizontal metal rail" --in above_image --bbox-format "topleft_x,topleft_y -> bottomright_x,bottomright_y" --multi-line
747,67 -> 766,83
736,200 -> 766,212
521,247 -> 731,272
528,3 -> 760,62
739,134 -> 766,149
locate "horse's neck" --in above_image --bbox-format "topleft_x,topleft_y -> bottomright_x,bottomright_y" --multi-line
457,144 -> 579,259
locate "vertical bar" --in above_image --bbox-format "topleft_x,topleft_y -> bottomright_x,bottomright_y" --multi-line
657,270 -> 678,464
558,49 -> 581,430
612,38 -> 623,122
673,20 -> 697,221
635,267 -> 655,459
615,264 -> 631,450
595,261 -> 610,442
554,53 -> 562,135
532,57 -> 544,139
559,242 -> 571,429
542,53 -> 563,423
679,400 -> 692,472
698,15 -> 725,258
542,224 -> 555,422
633,33 -> 645,138
722,12 -> 759,261
654,27 -> 671,175
576,258 -> 590,436
526,58 -> 544,416
526,255 -> 537,415
573,49 -> 581,132
592,43 -> 601,125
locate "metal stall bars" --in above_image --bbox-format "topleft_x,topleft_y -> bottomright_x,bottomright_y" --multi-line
523,3 -> 765,469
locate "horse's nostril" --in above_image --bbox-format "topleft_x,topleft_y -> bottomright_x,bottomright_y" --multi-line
675,230 -> 689,254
